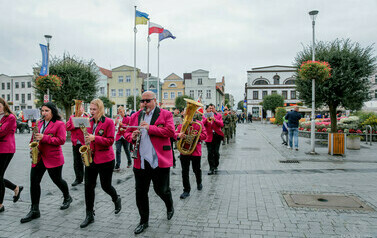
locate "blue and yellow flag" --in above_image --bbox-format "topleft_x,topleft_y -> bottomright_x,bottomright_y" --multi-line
136,10 -> 149,25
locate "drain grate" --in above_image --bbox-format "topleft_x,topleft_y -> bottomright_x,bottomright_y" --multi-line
283,193 -> 374,211
280,160 -> 300,163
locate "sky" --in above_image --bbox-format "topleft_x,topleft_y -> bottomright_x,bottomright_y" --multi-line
0,0 -> 376,104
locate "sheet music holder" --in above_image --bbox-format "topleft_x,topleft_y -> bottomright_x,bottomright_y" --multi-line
23,109 -> 40,120
72,117 -> 90,128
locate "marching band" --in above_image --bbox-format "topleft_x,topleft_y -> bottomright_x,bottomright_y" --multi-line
0,93 -> 236,234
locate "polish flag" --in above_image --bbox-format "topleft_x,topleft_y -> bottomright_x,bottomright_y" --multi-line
149,22 -> 164,35
197,98 -> 204,114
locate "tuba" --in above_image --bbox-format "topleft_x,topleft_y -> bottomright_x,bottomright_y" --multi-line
29,116 -> 44,164
177,99 -> 203,155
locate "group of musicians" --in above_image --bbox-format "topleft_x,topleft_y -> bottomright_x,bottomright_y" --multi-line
0,91 -> 231,234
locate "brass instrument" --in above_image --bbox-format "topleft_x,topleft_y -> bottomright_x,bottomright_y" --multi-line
132,108 -> 147,159
29,116 -> 44,164
73,99 -> 92,167
177,99 -> 203,155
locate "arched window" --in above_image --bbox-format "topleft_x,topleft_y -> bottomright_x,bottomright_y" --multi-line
273,75 -> 280,85
168,83 -> 177,87
284,79 -> 296,85
149,84 -> 155,89
253,79 -> 269,85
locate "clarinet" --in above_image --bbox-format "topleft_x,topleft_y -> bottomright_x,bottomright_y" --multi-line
132,108 -> 147,159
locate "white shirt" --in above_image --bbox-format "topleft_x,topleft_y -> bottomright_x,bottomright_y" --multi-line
139,107 -> 159,169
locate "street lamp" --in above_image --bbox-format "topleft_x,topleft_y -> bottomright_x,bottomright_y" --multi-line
309,10 -> 318,154
44,35 -> 52,101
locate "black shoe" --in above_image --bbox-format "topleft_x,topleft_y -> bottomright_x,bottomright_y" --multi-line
71,180 -> 82,187
13,186 -> 23,203
20,205 -> 40,223
167,207 -> 174,220
114,196 -> 122,214
180,192 -> 190,199
134,223 -> 148,234
208,170 -> 214,175
80,210 -> 95,228
60,195 -> 73,210
0,205 -> 4,213
197,184 -> 203,190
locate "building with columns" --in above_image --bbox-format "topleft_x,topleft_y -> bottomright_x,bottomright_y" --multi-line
245,65 -> 299,119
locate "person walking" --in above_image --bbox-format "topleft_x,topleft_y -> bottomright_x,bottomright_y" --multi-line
0,98 -> 23,213
114,106 -> 132,171
285,107 -> 302,150
281,116 -> 288,146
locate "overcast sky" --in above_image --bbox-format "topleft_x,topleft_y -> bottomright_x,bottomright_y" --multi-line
1,0 -> 376,104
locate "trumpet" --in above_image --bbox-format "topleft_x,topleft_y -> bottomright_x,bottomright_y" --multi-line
29,116 -> 45,164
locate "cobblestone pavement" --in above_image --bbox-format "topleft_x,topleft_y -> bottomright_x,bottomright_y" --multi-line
1,123 -> 377,237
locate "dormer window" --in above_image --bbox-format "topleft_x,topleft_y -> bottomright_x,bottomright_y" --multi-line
169,83 -> 176,87
273,75 -> 280,85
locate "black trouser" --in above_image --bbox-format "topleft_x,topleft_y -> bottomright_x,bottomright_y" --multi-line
115,138 -> 131,168
170,138 -> 176,166
30,161 -> 69,205
206,132 -> 223,171
72,144 -> 84,182
85,160 -> 118,211
180,155 -> 201,193
0,153 -> 17,204
133,161 -> 173,224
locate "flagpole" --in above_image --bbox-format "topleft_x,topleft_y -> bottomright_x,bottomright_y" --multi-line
147,20 -> 150,92
133,6 -> 137,111
157,41 -> 160,105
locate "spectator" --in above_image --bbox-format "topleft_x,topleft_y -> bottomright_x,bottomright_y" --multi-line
285,107 -> 302,151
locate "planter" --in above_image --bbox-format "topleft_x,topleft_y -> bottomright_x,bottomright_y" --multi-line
328,133 -> 346,155
347,136 -> 360,150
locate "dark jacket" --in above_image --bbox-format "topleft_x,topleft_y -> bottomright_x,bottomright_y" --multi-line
285,111 -> 302,128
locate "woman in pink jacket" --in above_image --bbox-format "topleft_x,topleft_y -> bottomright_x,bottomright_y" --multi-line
20,102 -> 72,223
0,98 -> 23,213
80,98 -> 121,228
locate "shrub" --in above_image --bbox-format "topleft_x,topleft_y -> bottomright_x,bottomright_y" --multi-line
274,107 -> 287,125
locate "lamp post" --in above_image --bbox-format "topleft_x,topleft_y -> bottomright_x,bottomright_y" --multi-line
44,34 -> 52,102
309,10 -> 318,154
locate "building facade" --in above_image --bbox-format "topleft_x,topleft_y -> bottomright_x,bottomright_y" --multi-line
0,74 -> 35,111
142,76 -> 162,104
184,69 -> 216,107
97,65 -> 112,97
245,65 -> 299,119
108,65 -> 143,114
363,72 -> 377,111
161,73 -> 184,109
215,77 -> 225,111
225,93 -> 235,109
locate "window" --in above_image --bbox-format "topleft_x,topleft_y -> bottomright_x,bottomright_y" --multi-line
27,81 -> 31,88
164,92 -> 168,99
168,83 -> 176,87
171,92 -> 175,99
100,87 -> 105,95
254,79 -> 268,85
111,89 -> 116,97
118,76 -> 123,83
291,90 -> 296,99
126,89 -> 131,97
375,90 -> 377,98
189,90 -> 194,98
253,91 -> 258,99
1,94 -> 4,99
118,89 -> 123,97
252,107 -> 259,118
15,94 -> 19,101
15,82 -> 19,88
15,106 -> 19,111
21,94 -> 25,103
7,83 -> 10,90
282,91 -> 288,99
7,94 -> 10,101
28,93 -> 31,100
271,90 -> 277,95
126,76 -> 131,83
21,82 -> 25,88
1,83 -> 4,90
198,90 -> 203,98
27,106 -> 32,109
206,90 -> 211,99
198,78 -> 202,85
273,75 -> 280,85
285,79 -> 295,85
262,91 -> 268,99
178,92 -> 183,97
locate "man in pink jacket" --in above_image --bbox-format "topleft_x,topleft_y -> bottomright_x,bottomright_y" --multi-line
125,91 -> 175,235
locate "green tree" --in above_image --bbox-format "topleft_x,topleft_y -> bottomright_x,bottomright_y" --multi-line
237,100 -> 244,111
295,39 -> 376,132
175,95 -> 193,111
275,107 -> 287,125
34,55 -> 98,121
126,96 -> 141,111
262,94 -> 284,115
99,96 -> 115,117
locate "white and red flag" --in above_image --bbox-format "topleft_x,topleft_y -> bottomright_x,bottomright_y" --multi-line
149,22 -> 164,35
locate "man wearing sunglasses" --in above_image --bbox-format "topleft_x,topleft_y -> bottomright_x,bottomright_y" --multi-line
125,91 -> 175,235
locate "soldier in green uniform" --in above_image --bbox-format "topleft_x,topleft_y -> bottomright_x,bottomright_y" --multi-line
231,110 -> 237,139
222,108 -> 232,144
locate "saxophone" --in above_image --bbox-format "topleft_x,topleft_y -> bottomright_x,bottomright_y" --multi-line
79,124 -> 92,167
132,108 -> 146,159
29,116 -> 44,164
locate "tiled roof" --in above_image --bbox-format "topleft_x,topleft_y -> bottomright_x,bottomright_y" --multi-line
99,67 -> 112,78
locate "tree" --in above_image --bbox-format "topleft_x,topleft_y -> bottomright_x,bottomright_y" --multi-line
99,96 -> 114,109
237,100 -> 244,111
175,95 -> 193,111
126,96 -> 141,111
262,94 -> 284,115
295,39 -> 376,132
34,55 -> 98,122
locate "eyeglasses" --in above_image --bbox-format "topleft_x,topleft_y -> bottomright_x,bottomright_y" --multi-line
140,98 -> 154,103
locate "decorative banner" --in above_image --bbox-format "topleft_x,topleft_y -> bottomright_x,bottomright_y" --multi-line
39,44 -> 48,76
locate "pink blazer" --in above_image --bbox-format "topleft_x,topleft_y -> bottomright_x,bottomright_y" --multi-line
174,120 -> 207,157
125,107 -> 175,169
66,114 -> 88,146
30,120 -> 66,168
0,114 -> 17,154
115,116 -> 130,141
88,116 -> 115,164
203,113 -> 224,142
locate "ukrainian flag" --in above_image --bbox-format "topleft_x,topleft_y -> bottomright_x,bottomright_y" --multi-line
136,10 -> 149,25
